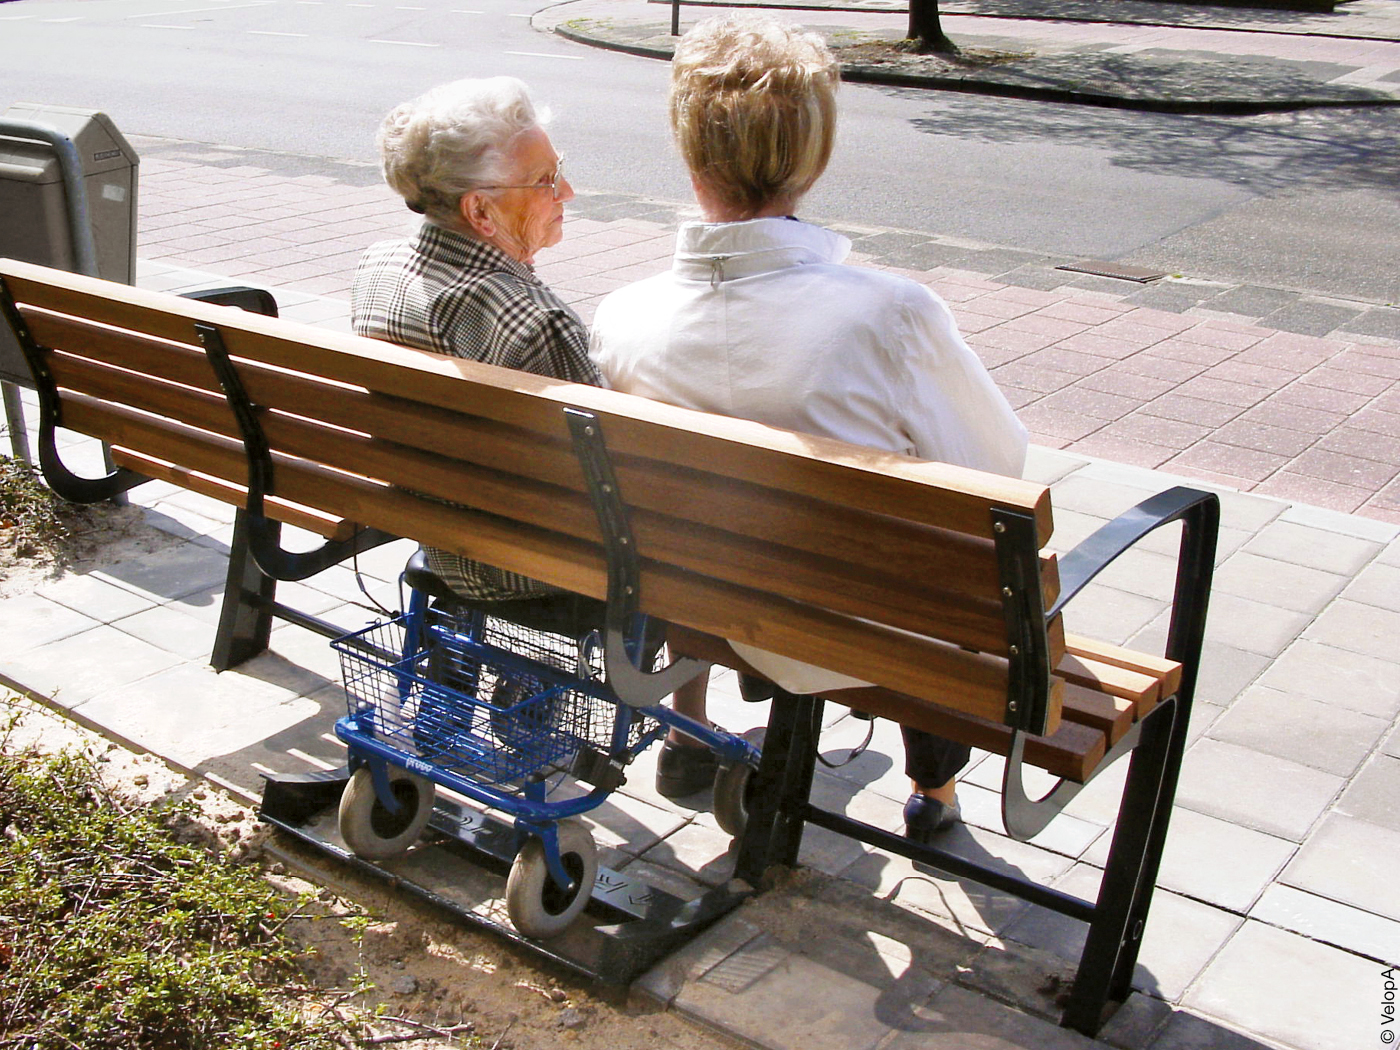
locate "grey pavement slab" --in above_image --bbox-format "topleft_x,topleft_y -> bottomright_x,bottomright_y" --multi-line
956,778 -> 1107,858
1250,884 -> 1400,967
838,820 -> 1075,938
74,663 -> 325,772
1146,1009 -> 1297,1050
1343,559 -> 1400,611
1205,684 -> 1390,777
878,983 -> 1104,1049
1096,993 -> 1175,1050
674,941 -> 896,1050
1174,738 -> 1343,842
1,623 -> 183,710
1303,599 -> 1400,662
1282,813 -> 1400,920
1241,519 -> 1385,575
1001,864 -> 1241,1002
1182,920 -> 1384,1050
114,602 -> 227,661
1176,591 -> 1313,658
1084,806 -> 1294,914
1210,551 -> 1348,615
90,541 -> 232,604
0,593 -> 102,656
1255,638 -> 1400,718
34,572 -> 160,623
1334,753 -> 1400,831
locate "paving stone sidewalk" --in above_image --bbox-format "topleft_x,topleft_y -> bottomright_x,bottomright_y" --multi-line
128,138 -> 1400,522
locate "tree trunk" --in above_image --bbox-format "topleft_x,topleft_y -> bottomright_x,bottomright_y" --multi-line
907,0 -> 959,55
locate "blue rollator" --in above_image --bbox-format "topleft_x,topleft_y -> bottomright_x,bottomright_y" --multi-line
331,410 -> 762,939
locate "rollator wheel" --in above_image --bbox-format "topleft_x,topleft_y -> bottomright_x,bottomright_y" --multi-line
338,765 -> 436,860
505,819 -> 597,939
713,761 -> 755,838
713,727 -> 765,839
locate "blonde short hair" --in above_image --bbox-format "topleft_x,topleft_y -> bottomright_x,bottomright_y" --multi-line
377,77 -> 549,228
670,15 -> 838,217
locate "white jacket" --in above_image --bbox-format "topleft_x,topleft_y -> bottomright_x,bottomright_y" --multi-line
590,217 -> 1029,693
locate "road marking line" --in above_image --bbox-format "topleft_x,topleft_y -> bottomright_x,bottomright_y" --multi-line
287,748 -> 338,770
141,22 -> 195,28
452,7 -> 484,11
250,28 -> 308,34
395,4 -> 425,8
505,11 -> 530,16
126,1 -> 270,15
504,50 -> 583,60
368,37 -> 438,45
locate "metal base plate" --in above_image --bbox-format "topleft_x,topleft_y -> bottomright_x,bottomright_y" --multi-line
258,768 -> 751,984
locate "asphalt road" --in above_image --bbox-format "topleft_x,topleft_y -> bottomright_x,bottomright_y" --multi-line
1,0 -> 1397,303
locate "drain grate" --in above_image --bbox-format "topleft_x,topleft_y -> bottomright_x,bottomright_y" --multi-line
1056,260 -> 1167,283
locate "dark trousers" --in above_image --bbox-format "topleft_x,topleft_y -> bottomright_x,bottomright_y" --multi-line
901,725 -> 971,789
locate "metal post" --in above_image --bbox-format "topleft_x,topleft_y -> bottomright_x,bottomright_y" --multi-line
2,380 -> 27,460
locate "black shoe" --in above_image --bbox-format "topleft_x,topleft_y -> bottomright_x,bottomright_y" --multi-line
655,737 -> 720,799
903,792 -> 961,845
738,674 -> 776,703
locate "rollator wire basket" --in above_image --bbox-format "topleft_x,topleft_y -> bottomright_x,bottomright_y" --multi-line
333,606 -> 656,787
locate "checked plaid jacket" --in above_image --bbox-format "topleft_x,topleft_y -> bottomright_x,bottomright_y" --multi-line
351,221 -> 601,600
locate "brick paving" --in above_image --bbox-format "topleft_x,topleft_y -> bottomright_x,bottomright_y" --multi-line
131,137 -> 1400,524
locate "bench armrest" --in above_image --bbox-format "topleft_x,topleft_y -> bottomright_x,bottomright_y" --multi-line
180,286 -> 279,318
1049,486 -> 1218,619
1048,485 -> 1219,678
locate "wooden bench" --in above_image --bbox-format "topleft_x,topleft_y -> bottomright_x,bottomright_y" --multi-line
0,257 -> 1218,1036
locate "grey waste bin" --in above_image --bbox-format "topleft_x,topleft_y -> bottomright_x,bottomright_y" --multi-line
0,103 -> 139,387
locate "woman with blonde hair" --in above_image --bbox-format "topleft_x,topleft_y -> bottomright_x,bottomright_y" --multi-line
590,15 -> 1028,841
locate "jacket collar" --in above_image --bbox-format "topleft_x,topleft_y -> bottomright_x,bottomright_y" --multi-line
415,221 -> 538,282
671,217 -> 851,284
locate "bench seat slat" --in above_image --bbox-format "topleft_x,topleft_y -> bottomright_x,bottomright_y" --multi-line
1055,651 -> 1161,714
1059,682 -> 1136,746
1065,634 -> 1182,701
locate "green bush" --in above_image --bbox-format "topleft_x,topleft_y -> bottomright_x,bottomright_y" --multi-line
0,453 -> 67,557
0,735 -> 352,1049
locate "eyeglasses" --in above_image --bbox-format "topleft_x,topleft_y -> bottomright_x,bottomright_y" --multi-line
479,155 -> 567,198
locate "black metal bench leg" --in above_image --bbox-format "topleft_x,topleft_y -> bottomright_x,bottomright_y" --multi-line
769,691 -> 822,867
734,689 -> 810,884
211,509 -> 279,671
1061,699 -> 1179,1034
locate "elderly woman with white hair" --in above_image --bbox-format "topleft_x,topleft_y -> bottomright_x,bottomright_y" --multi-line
589,16 -> 1029,841
352,77 -> 601,632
